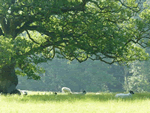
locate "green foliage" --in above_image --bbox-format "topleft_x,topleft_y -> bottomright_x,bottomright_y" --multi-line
0,36 -> 15,68
0,0 -> 150,80
125,58 -> 150,92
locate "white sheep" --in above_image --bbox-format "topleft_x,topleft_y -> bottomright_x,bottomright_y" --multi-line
61,87 -> 72,94
22,91 -> 28,95
96,92 -> 101,95
115,90 -> 134,98
73,90 -> 86,95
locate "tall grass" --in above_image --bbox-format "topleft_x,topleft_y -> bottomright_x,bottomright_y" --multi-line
0,92 -> 150,113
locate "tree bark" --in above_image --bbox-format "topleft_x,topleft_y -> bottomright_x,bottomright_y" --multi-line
0,62 -> 21,95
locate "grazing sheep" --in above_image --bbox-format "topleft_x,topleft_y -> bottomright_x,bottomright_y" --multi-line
62,87 -> 72,94
72,90 -> 86,95
96,92 -> 101,95
53,92 -> 57,95
115,90 -> 134,98
22,91 -> 28,95
82,90 -> 86,94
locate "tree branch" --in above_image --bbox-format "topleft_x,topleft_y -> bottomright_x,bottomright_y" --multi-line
90,0 -> 110,11
0,28 -> 4,36
15,20 -> 35,36
60,0 -> 90,12
26,30 -> 40,44
89,55 -> 116,64
13,0 -> 90,36
0,17 -> 9,35
119,0 -> 140,12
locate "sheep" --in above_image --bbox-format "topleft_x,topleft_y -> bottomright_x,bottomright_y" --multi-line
73,90 -> 86,95
61,87 -> 72,94
96,92 -> 101,95
22,91 -> 28,95
115,90 -> 134,98
53,92 -> 57,95
82,90 -> 86,95
61,87 -> 86,95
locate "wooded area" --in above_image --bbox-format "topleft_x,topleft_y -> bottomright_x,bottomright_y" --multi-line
17,49 -> 150,92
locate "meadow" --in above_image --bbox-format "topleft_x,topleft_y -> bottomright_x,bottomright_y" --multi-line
0,91 -> 150,113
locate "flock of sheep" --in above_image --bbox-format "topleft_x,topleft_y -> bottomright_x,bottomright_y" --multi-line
1,87 -> 135,98
20,87 -> 135,98
61,87 -> 135,98
46,87 -> 135,98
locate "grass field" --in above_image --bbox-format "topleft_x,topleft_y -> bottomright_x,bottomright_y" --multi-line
0,91 -> 150,113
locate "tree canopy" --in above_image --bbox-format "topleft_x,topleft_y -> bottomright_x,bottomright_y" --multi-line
0,0 -> 150,80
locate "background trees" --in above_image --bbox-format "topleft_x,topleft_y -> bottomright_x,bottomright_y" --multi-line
16,52 -> 150,93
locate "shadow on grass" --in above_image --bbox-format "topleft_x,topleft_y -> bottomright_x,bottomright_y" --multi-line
2,93 -> 150,102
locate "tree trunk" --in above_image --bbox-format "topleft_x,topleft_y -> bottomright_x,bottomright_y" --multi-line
0,63 -> 21,95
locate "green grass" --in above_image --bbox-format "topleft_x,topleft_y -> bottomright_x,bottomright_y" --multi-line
0,92 -> 150,113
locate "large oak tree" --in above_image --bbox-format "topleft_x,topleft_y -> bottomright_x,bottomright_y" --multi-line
0,0 -> 150,94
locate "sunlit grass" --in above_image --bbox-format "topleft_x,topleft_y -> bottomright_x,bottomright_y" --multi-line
0,92 -> 150,113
